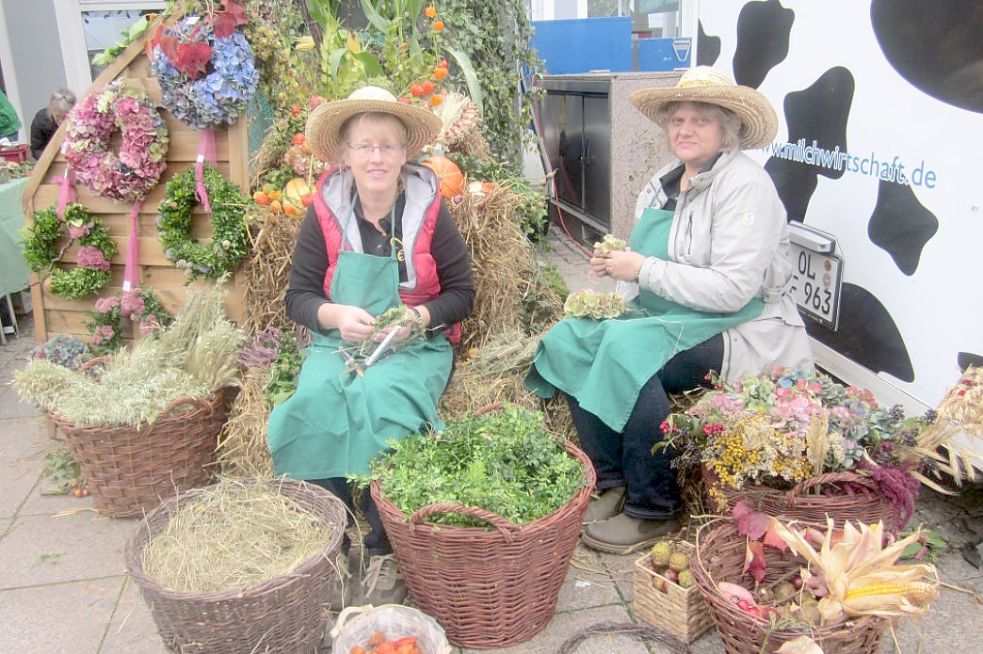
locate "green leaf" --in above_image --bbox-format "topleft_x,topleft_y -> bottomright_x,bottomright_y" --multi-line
352,51 -> 384,78
126,15 -> 149,41
327,46 -> 348,81
359,0 -> 391,33
406,0 -> 426,22
444,45 -> 484,114
306,0 -> 332,28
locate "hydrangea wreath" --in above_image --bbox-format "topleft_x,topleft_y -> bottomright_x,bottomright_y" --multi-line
150,20 -> 258,129
158,165 -> 251,280
22,204 -> 117,300
63,80 -> 169,203
86,288 -> 172,354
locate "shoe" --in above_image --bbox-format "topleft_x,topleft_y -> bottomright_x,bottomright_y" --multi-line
581,512 -> 680,554
325,550 -> 352,610
582,486 -> 626,524
350,554 -> 408,606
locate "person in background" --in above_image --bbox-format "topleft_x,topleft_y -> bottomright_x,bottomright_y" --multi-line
526,66 -> 813,554
30,88 -> 76,159
268,86 -> 475,606
0,88 -> 21,141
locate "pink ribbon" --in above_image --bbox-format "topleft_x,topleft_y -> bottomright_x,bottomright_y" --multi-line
122,200 -> 143,293
194,127 -> 217,214
54,168 -> 76,220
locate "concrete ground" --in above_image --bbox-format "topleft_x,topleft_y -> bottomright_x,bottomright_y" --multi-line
1,231 -> 981,653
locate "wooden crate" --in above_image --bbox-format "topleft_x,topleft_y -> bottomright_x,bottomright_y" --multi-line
632,541 -> 713,643
21,30 -> 249,344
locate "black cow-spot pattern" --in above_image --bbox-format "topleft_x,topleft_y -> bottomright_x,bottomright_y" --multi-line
732,0 -> 795,89
806,283 -> 914,383
697,20 -> 721,66
867,180 -> 939,276
871,0 -> 983,114
765,67 -> 854,222
958,353 -> 983,373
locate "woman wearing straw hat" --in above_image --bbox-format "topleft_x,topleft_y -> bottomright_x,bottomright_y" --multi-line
268,86 -> 475,604
527,66 -> 812,554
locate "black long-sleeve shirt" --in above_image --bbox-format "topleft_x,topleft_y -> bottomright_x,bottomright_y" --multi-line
285,194 -> 475,334
30,109 -> 57,160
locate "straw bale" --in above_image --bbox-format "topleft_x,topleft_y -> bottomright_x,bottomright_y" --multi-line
216,368 -> 274,479
241,212 -> 303,336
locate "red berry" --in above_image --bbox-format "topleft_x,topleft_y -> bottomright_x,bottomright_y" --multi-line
422,80 -> 435,95
411,84 -> 424,97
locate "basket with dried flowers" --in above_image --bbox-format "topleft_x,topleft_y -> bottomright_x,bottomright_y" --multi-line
664,367 -> 931,532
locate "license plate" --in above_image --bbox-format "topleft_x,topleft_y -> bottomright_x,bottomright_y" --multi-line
789,244 -> 842,329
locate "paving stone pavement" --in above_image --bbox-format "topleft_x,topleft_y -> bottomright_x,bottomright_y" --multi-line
2,245 -> 982,652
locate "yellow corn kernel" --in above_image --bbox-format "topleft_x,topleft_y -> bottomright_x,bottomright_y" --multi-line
845,581 -> 936,604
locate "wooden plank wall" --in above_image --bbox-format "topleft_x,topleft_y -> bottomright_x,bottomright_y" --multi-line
23,40 -> 249,344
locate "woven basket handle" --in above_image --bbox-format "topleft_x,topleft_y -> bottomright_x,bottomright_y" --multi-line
786,471 -> 878,506
408,503 -> 520,542
78,356 -> 110,376
329,605 -> 373,639
143,396 -> 214,439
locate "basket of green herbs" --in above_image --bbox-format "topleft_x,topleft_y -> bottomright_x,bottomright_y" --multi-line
367,405 -> 595,648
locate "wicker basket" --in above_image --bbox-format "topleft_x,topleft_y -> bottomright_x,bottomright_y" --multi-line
125,478 -> 348,654
715,471 -> 911,534
371,441 -> 596,649
692,521 -> 889,654
632,541 -> 712,643
49,390 -> 229,518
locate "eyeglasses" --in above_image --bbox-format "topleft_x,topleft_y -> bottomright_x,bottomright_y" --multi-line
346,142 -> 406,157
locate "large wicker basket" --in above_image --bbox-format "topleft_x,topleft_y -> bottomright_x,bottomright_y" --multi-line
692,521 -> 889,654
371,441 -> 596,649
124,478 -> 348,654
715,471 -> 911,534
49,390 -> 229,518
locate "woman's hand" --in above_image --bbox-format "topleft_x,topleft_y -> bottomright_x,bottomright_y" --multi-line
373,305 -> 430,345
332,305 -> 375,343
591,248 -> 645,282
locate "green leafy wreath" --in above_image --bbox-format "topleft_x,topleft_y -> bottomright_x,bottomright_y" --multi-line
157,165 -> 251,281
22,204 -> 117,300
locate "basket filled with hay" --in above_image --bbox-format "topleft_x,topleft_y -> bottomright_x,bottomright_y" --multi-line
125,478 -> 348,654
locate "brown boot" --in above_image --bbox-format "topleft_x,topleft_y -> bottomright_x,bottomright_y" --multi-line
582,486 -> 626,524
581,512 -> 680,554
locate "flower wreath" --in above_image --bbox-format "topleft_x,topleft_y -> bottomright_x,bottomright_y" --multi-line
158,165 -> 251,280
22,204 -> 117,300
63,80 -> 169,203
86,288 -> 172,354
150,18 -> 258,129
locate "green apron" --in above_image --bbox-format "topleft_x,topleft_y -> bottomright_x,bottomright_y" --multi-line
268,208 -> 453,479
525,208 -> 763,432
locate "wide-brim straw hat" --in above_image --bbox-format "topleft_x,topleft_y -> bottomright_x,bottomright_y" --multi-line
306,86 -> 442,161
629,66 -> 778,149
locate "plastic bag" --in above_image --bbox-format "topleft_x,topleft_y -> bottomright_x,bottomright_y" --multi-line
330,604 -> 452,654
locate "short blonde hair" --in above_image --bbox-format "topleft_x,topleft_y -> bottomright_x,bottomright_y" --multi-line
656,101 -> 743,152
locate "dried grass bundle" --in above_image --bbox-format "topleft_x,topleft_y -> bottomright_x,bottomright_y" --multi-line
215,369 -> 275,479
141,478 -> 337,593
241,212 -> 303,336
903,365 -> 983,491
449,185 -> 562,351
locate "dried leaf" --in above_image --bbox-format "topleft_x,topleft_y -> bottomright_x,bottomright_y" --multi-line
777,635 -> 824,654
743,540 -> 768,583
763,522 -> 789,552
735,501 -> 771,540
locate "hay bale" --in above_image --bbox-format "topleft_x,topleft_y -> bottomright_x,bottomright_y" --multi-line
216,369 -> 274,479
241,212 -> 303,336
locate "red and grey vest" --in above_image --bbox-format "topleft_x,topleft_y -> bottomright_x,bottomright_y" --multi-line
312,163 -> 460,343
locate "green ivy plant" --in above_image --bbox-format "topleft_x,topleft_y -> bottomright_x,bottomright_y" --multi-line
265,331 -> 303,406
437,0 -> 541,165
365,405 -> 586,527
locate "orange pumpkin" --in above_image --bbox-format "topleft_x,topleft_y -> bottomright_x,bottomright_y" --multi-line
421,155 -> 465,198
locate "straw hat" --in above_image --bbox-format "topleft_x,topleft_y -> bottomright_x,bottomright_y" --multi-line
306,86 -> 442,161
629,66 -> 778,149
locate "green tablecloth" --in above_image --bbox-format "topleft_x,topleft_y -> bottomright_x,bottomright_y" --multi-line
0,177 -> 30,298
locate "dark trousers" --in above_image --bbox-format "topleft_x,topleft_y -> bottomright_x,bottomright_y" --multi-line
566,335 -> 724,520
309,477 -> 392,555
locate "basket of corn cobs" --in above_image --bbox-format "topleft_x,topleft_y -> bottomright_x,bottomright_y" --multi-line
125,478 -> 348,653
691,507 -> 939,654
